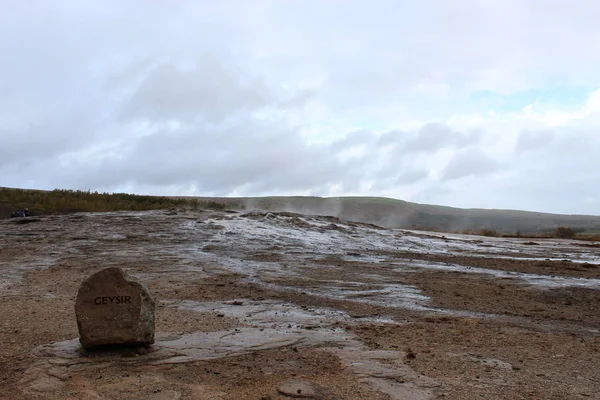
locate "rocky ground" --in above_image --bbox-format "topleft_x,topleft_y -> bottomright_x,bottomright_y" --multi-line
0,210 -> 599,399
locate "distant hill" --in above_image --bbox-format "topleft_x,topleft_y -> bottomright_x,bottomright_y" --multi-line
193,196 -> 600,235
2,187 -> 600,236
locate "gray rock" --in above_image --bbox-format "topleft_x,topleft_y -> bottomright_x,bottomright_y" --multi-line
75,267 -> 155,349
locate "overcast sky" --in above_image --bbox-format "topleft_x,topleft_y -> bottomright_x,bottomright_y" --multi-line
1,1 -> 600,215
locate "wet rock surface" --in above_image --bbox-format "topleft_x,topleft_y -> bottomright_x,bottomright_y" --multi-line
75,267 -> 155,348
0,210 -> 599,399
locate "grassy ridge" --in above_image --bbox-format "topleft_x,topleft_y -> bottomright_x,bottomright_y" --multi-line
0,187 -> 231,218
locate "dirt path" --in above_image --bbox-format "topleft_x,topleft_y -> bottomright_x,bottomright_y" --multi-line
1,210 -> 599,399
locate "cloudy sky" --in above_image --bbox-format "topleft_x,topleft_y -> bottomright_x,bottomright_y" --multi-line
1,1 -> 600,214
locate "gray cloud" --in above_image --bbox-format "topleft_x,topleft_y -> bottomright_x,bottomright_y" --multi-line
369,168 -> 430,192
516,129 -> 555,153
122,59 -> 273,123
441,149 -> 501,181
55,123 -> 346,195
403,123 -> 481,153
397,169 -> 430,184
331,130 -> 376,151
0,113 -> 102,169
1,1 -> 600,215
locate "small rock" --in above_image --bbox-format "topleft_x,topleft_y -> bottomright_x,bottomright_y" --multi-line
278,380 -> 316,398
277,380 -> 335,399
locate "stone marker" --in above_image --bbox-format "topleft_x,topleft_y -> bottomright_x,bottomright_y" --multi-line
75,267 -> 155,349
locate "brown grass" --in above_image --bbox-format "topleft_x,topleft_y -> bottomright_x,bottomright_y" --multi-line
0,187 -> 236,218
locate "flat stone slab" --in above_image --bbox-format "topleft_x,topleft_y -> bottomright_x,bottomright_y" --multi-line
75,267 -> 155,348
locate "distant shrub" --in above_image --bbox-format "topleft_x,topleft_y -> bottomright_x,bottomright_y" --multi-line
202,201 -> 226,210
480,229 -> 498,237
555,226 -> 576,239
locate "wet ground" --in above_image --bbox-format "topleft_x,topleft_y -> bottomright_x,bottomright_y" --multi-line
0,210 -> 599,399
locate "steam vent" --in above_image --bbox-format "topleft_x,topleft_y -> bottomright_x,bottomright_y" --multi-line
75,267 -> 155,349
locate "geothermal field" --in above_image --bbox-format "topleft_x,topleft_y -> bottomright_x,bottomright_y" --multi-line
1,209 -> 599,399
